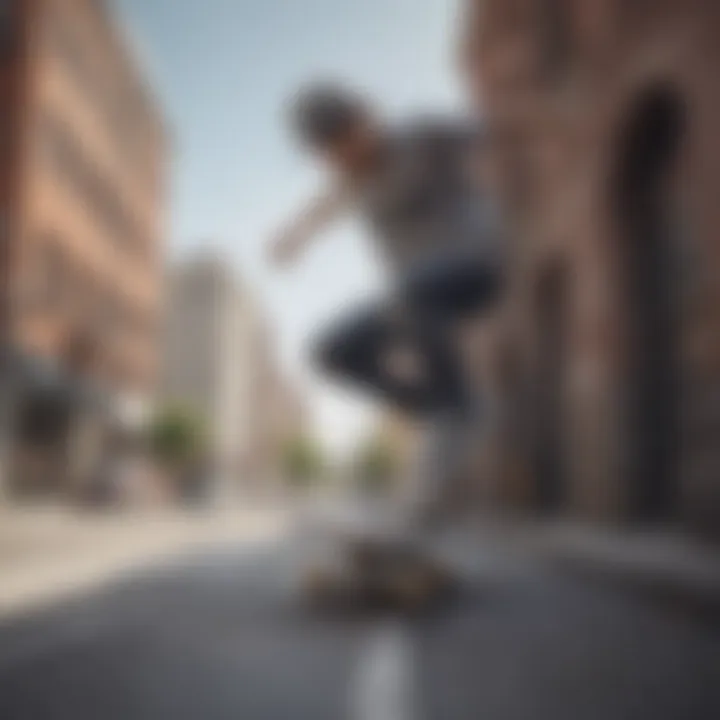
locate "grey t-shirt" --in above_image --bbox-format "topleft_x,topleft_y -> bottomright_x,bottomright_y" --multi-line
354,119 -> 502,275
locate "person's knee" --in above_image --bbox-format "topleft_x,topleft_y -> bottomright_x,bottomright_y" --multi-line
474,263 -> 504,306
402,257 -> 504,319
311,307 -> 383,377
311,330 -> 345,375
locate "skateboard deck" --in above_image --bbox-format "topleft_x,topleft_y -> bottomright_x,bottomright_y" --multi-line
302,521 -> 457,612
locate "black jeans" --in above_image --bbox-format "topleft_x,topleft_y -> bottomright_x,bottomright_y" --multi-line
312,251 -> 503,418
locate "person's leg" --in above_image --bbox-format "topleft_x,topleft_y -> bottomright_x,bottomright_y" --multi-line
311,301 -> 439,416
399,252 -> 504,528
399,412 -> 471,530
404,250 -> 503,323
313,252 -> 503,421
396,253 -> 499,417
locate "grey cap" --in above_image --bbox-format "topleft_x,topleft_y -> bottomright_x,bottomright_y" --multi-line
289,82 -> 369,148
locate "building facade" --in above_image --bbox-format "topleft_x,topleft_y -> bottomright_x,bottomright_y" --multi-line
464,0 -> 720,537
164,254 -> 307,499
163,254 -> 249,499
239,313 -> 307,494
0,0 -> 167,497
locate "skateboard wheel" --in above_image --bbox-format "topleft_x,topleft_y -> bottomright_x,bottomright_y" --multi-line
394,569 -> 435,608
304,567 -> 333,596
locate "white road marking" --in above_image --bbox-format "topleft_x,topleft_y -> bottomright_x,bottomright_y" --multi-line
350,620 -> 418,720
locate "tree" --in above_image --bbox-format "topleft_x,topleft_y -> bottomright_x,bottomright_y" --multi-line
147,405 -> 208,471
355,435 -> 398,495
282,435 -> 324,489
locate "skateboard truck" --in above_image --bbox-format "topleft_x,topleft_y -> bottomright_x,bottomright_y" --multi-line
302,528 -> 457,613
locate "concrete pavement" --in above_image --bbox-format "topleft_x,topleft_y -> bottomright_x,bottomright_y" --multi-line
0,521 -> 718,720
0,505 -> 288,618
468,519 -> 720,618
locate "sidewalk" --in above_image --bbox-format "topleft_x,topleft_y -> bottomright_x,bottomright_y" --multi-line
478,519 -> 720,617
0,504 -> 288,620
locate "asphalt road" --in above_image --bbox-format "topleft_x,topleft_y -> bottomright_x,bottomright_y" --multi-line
0,526 -> 718,720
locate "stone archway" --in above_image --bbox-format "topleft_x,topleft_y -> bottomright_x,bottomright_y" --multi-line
612,85 -> 685,522
532,259 -> 570,514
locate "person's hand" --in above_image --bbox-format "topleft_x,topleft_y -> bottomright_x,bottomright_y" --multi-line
266,186 -> 345,270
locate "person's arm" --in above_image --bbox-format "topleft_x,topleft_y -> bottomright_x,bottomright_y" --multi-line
268,183 -> 352,267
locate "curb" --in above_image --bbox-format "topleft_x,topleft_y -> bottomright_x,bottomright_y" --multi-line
539,540 -> 720,622
468,520 -> 720,621
0,511 -> 287,621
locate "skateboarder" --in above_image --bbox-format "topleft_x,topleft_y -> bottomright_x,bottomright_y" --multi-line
269,82 -> 505,527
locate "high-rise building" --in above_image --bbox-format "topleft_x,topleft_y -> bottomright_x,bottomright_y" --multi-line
0,0 -> 167,496
163,254 -> 249,499
262,370 -> 308,489
222,296 -> 307,496
164,257 -> 308,499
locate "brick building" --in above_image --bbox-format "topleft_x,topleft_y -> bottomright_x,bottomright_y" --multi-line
463,0 -> 720,536
0,0 -> 167,497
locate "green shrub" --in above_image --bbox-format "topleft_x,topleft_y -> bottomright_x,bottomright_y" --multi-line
282,435 -> 324,488
147,405 -> 208,469
355,436 -> 398,495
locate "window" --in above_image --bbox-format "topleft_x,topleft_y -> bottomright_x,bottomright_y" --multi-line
43,6 -> 155,189
34,236 -> 66,309
38,110 -> 146,257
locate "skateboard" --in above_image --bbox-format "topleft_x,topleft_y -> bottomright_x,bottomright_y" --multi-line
302,522 -> 457,612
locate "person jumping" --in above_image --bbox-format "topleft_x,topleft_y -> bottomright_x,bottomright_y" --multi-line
269,82 -> 505,528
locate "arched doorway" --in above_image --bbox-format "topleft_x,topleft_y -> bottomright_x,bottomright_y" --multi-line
612,86 -> 685,522
532,260 -> 569,514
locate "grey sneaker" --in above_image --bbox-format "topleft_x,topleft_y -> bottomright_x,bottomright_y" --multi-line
403,411 -> 478,532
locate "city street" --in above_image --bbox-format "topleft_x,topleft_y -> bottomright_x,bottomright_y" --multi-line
2,2 -> 719,718
0,519 -> 718,720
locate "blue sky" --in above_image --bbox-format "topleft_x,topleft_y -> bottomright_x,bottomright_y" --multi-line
113,0 -> 464,452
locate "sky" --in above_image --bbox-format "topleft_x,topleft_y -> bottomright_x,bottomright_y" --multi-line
113,0 -> 464,453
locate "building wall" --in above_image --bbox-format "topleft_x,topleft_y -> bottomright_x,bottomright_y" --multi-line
234,309 -> 307,493
242,322 -> 287,486
10,0 -> 166,397
234,295 -> 265,468
162,255 -> 282,497
0,0 -> 34,337
163,259 -> 223,428
164,257 -> 235,490
0,0 -> 167,497
227,294 -> 272,488
466,0 -> 720,536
